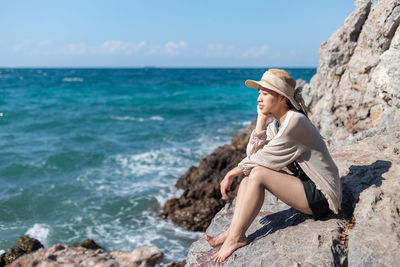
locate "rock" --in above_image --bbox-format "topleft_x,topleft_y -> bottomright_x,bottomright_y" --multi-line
161,79 -> 306,232
163,260 -> 186,267
0,236 -> 43,266
186,123 -> 400,266
303,0 -> 400,146
8,245 -> 163,267
332,124 -> 400,266
72,239 -> 103,250
160,119 -> 256,231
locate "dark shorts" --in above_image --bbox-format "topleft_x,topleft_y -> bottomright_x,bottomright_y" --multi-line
295,171 -> 333,220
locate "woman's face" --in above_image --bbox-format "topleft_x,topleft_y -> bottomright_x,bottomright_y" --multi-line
257,88 -> 284,116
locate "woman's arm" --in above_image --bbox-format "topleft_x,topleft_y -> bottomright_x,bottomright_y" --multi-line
220,166 -> 243,200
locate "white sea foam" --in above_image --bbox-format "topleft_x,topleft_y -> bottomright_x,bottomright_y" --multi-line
62,77 -> 84,82
26,224 -> 50,247
109,116 -> 164,122
150,116 -> 164,120
114,147 -> 192,177
0,250 -> 4,255
82,209 -> 202,262
154,187 -> 184,206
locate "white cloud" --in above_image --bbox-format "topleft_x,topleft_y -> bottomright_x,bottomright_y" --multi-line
12,40 -> 32,52
163,41 -> 187,56
143,41 -> 188,56
97,40 -> 146,54
38,40 -> 52,47
59,40 -> 147,55
206,43 -> 234,57
62,42 -> 87,55
241,44 -> 269,57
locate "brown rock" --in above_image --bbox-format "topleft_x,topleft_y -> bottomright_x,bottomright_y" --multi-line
160,119 -> 256,231
1,236 -> 43,266
72,239 -> 103,250
9,244 -> 163,267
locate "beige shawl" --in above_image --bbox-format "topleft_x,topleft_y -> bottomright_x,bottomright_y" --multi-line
238,110 -> 342,214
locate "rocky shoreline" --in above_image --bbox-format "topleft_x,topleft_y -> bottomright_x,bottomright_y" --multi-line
2,0 -> 398,266
0,236 -> 185,267
165,0 -> 400,266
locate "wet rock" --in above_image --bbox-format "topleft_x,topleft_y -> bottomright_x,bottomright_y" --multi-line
160,119 -> 256,231
163,260 -> 186,267
0,236 -> 43,266
8,244 -> 163,267
161,80 -> 305,232
72,239 -> 103,250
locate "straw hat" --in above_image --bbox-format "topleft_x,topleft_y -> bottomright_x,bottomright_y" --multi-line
245,69 -> 302,111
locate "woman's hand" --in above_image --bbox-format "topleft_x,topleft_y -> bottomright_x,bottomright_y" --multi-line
220,174 -> 234,200
220,167 -> 243,200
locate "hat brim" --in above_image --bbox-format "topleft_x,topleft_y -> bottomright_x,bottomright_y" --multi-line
245,79 -> 301,110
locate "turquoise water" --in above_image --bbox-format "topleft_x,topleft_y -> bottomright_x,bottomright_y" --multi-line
0,68 -> 315,262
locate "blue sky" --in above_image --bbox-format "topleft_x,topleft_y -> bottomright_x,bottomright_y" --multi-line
0,0 -> 356,67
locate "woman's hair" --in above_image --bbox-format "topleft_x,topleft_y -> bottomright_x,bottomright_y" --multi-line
286,99 -> 309,118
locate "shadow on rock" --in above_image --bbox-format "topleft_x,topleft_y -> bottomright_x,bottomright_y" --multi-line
339,160 -> 390,219
247,160 -> 391,244
248,209 -> 309,243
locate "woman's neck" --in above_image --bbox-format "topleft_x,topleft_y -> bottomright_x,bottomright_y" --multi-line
274,108 -> 290,125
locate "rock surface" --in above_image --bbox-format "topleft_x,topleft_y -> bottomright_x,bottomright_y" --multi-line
161,80 -> 306,232
186,123 -> 400,266
303,0 -> 400,146
0,236 -> 43,266
183,0 -> 400,266
8,244 -> 163,267
160,119 -> 256,231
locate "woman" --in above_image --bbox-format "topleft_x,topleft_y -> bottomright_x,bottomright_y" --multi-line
205,69 -> 342,263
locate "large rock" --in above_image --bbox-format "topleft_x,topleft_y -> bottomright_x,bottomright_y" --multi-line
303,0 -> 400,146
334,125 -> 400,266
161,80 -> 306,232
0,236 -> 43,266
160,119 -> 256,231
8,244 -> 163,267
186,123 -> 400,266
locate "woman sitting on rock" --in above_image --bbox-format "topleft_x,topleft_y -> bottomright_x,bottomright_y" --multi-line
206,69 -> 342,263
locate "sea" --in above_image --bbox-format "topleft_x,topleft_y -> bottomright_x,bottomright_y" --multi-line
0,68 -> 315,263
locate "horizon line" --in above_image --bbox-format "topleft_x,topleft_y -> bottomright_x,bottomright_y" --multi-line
0,66 -> 317,69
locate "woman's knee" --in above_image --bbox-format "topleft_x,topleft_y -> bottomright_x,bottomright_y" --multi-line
248,166 -> 268,185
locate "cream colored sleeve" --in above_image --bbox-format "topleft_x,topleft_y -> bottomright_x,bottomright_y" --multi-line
238,116 -> 303,176
246,119 -> 275,156
246,130 -> 268,156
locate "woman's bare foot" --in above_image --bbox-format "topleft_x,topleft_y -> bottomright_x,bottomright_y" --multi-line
210,235 -> 248,263
204,229 -> 229,247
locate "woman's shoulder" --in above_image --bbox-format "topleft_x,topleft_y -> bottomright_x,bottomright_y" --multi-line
287,110 -> 308,125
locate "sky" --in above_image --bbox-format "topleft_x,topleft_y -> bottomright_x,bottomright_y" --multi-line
0,0 -> 357,68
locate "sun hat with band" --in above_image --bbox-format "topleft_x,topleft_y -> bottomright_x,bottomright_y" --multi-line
245,68 -> 308,116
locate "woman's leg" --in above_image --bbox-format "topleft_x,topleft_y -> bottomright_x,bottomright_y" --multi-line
211,166 -> 312,263
205,177 -> 249,247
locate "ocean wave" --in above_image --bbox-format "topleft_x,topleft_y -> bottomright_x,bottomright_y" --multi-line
154,187 -> 184,206
82,209 -> 202,262
26,224 -> 51,247
62,77 -> 84,82
109,116 -> 164,122
114,147 -> 192,177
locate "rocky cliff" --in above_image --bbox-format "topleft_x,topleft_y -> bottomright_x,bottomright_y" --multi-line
302,0 -> 400,146
187,123 -> 400,266
165,0 -> 400,265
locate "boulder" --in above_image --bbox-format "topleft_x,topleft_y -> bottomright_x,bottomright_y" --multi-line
160,119 -> 256,231
186,123 -> 400,266
0,236 -> 43,266
8,244 -> 163,267
303,0 -> 400,146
